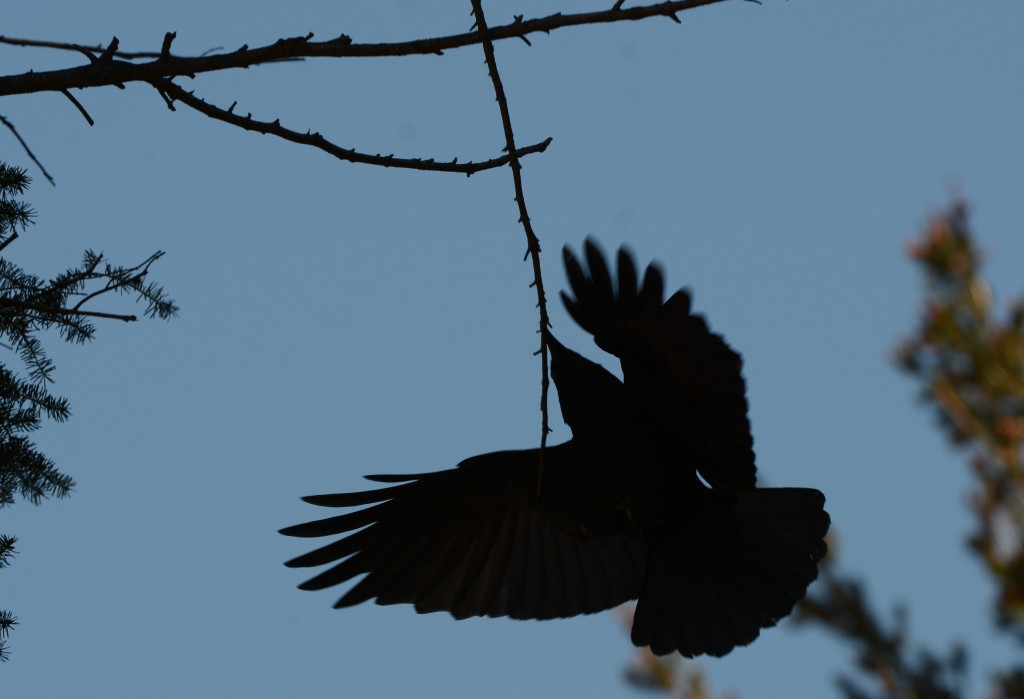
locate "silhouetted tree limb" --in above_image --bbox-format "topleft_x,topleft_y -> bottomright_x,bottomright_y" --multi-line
0,0 -> 733,97
59,89 -> 94,126
0,1 -> 735,176
0,115 -> 54,187
151,77 -> 554,176
469,0 -> 552,487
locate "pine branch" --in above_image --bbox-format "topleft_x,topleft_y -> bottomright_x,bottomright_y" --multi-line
0,608 -> 16,661
0,535 -> 15,569
0,162 -> 174,514
0,299 -> 137,322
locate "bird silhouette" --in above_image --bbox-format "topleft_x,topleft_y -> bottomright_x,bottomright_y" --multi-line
281,241 -> 829,657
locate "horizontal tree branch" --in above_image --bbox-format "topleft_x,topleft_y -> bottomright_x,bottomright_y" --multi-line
153,78 -> 553,175
0,0 -> 735,97
0,298 -> 136,322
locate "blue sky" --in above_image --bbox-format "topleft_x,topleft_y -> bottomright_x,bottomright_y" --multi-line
3,1 -> 1024,696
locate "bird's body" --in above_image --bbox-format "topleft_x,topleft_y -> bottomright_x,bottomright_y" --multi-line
282,242 -> 829,657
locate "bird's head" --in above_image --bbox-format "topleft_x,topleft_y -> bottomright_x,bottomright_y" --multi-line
544,330 -> 624,435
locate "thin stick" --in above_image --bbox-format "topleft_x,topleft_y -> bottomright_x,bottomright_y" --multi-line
155,77 -> 552,176
61,89 -> 94,125
0,114 -> 55,186
0,299 -> 136,322
470,0 -> 551,497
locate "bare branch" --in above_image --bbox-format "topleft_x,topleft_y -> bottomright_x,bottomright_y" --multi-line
60,89 -> 94,125
469,0 -> 552,495
154,78 -> 553,175
0,115 -> 55,186
0,1 -> 734,97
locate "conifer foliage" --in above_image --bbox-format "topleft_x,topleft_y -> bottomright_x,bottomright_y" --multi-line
0,162 -> 176,660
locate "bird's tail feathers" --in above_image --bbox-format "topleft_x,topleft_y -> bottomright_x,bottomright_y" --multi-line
631,487 -> 829,657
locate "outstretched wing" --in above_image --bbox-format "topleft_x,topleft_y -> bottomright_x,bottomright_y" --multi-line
281,442 -> 647,620
561,240 -> 756,490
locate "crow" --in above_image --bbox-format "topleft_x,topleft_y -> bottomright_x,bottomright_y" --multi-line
281,241 -> 829,657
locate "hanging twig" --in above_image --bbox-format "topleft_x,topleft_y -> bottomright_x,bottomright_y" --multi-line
60,89 -> 94,125
469,0 -> 552,496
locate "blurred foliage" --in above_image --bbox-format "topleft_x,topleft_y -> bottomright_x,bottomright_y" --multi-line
618,605 -> 737,699
797,554 -> 968,699
624,202 -> 1024,698
897,203 -> 1024,637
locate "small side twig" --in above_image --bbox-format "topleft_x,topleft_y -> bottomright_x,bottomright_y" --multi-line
159,32 -> 176,62
96,37 -> 119,64
0,114 -> 55,186
153,77 -> 553,175
60,89 -> 94,126
469,0 -> 552,496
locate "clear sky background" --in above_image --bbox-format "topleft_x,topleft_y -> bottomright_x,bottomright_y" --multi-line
3,1 -> 1023,697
